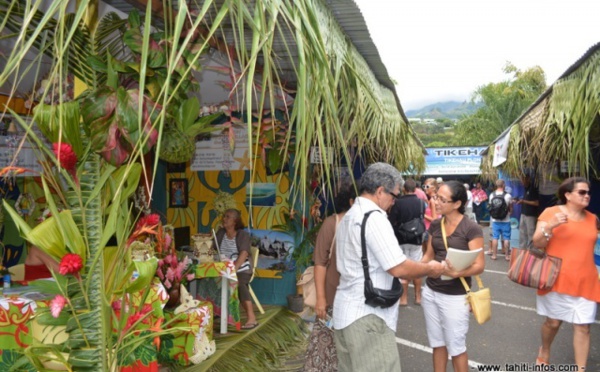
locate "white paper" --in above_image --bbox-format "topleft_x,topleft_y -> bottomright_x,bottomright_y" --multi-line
441,247 -> 483,280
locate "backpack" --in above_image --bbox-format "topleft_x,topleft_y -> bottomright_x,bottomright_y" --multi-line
396,200 -> 426,244
489,191 -> 509,219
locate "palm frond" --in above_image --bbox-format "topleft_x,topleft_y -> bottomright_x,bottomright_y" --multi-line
183,307 -> 307,372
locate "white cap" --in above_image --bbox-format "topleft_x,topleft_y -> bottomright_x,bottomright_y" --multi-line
436,177 -> 443,183
464,183 -> 470,190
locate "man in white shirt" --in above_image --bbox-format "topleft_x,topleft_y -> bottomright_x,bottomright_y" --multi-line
464,183 -> 475,221
333,163 -> 445,371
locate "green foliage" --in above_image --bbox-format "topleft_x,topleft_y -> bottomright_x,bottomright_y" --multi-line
272,212 -> 321,276
453,62 -> 547,145
411,121 -> 455,147
427,141 -> 448,148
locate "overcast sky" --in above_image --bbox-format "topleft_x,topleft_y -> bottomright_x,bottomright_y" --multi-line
353,0 -> 600,111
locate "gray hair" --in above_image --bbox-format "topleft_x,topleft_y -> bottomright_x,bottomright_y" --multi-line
358,162 -> 404,195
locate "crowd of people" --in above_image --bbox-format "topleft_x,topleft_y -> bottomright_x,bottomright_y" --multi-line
304,162 -> 598,372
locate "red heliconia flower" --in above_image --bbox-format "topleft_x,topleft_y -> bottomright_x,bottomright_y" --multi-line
135,213 -> 160,230
59,253 -> 84,276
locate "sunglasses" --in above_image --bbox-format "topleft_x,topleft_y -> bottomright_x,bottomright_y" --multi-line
423,184 -> 433,190
388,191 -> 400,199
573,189 -> 591,196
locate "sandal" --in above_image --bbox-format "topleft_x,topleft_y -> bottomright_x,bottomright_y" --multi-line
535,347 -> 549,366
241,322 -> 259,330
490,255 -> 497,260
505,255 -> 511,261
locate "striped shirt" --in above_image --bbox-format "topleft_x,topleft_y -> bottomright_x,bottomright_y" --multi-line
221,236 -> 250,272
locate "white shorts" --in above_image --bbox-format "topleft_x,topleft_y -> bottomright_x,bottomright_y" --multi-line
400,243 -> 423,262
422,286 -> 470,356
536,291 -> 598,324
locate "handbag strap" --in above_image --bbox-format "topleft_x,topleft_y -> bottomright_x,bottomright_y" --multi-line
360,210 -> 380,282
440,217 -> 485,293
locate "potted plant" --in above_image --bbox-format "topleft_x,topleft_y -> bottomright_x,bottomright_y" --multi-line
273,208 -> 321,311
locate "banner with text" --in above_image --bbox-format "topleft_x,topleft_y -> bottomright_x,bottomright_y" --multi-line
423,147 -> 486,175
190,127 -> 251,171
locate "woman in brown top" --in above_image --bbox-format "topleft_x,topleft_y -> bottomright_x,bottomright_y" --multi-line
304,180 -> 356,372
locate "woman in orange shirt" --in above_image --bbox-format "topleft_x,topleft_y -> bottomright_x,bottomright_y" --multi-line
532,177 -> 600,370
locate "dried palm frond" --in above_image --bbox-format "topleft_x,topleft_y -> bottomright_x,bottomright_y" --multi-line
183,307 -> 307,372
479,146 -> 497,183
499,125 -> 522,179
532,50 -> 600,179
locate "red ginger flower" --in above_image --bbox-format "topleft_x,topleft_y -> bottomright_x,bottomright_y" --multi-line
52,143 -> 77,171
53,143 -> 78,184
59,253 -> 83,275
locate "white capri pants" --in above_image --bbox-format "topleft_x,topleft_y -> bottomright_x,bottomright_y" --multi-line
422,286 -> 470,357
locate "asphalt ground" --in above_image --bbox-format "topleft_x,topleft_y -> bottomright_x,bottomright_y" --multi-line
395,224 -> 600,372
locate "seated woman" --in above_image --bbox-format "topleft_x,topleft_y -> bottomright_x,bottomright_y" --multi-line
211,209 -> 257,329
24,245 -> 60,281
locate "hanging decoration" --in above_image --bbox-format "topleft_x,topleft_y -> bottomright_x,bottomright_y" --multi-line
14,193 -> 35,218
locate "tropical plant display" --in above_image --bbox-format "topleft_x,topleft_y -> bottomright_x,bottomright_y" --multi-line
0,0 -> 424,370
156,252 -> 194,294
1,0 -> 218,369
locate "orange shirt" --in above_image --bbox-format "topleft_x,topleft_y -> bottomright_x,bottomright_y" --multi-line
538,206 -> 600,302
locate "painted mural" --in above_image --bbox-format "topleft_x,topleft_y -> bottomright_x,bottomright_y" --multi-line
166,162 -> 291,235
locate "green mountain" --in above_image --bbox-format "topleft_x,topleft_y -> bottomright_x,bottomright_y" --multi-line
405,101 -> 481,120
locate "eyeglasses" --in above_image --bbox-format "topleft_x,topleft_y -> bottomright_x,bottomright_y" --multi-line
388,191 -> 400,199
433,195 -> 453,204
573,189 -> 591,196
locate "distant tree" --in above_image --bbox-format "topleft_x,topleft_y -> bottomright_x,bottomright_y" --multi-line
453,62 -> 547,145
436,118 -> 455,128
427,141 -> 447,147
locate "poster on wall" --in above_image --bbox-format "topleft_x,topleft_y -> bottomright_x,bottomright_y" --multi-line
249,229 -> 293,261
246,183 -> 276,207
190,127 -> 251,171
423,147 -> 486,176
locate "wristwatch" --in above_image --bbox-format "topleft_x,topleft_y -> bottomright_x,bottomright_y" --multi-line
541,226 -> 553,240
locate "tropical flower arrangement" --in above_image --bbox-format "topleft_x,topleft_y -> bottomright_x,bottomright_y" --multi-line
156,253 -> 194,291
48,253 -> 84,318
127,213 -> 172,259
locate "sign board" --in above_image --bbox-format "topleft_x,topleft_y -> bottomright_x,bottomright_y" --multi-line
190,127 -> 251,171
423,147 -> 486,175
492,131 -> 510,167
310,146 -> 333,164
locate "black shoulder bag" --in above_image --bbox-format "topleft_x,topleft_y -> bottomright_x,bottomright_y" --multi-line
396,199 -> 426,244
362,210 -> 404,308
